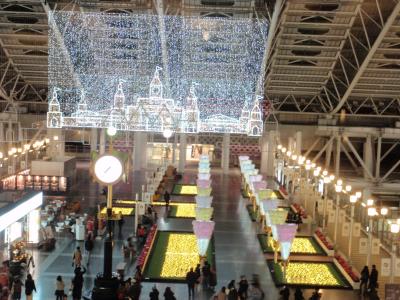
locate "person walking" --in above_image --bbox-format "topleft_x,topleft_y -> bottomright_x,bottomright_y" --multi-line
149,285 -> 159,300
280,285 -> 290,300
238,275 -> 249,299
134,266 -> 143,283
84,233 -> 94,267
227,280 -> 238,300
24,274 -> 36,300
118,212 -> 124,238
294,287 -> 304,300
127,280 -> 141,300
186,268 -> 197,299
202,261 -> 211,289
71,266 -> 86,300
72,246 -> 82,268
215,286 -> 227,300
11,279 -> 22,300
164,191 -> 170,210
55,275 -> 65,300
368,264 -> 379,293
194,264 -> 201,292
309,288 -> 321,300
163,287 -> 176,300
360,266 -> 369,295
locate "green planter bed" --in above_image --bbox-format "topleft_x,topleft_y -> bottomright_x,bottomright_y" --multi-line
171,184 -> 198,196
267,260 -> 351,289
246,204 -> 258,222
167,203 -> 196,219
142,231 -> 215,283
257,234 -> 326,256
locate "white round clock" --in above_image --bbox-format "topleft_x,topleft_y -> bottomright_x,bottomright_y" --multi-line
94,155 -> 123,185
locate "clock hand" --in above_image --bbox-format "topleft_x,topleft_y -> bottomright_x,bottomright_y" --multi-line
104,166 -> 111,174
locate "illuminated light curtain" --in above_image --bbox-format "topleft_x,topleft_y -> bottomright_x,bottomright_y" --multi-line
199,168 -> 210,174
276,224 -> 298,261
199,161 -> 210,169
199,155 -> 210,161
196,238 -> 210,257
238,156 -> 249,161
260,199 -> 278,216
198,173 -> 211,180
197,187 -> 212,196
253,181 -> 267,192
280,241 -> 292,261
196,179 -> 211,188
195,196 -> 213,208
193,220 -> 215,256
195,207 -> 214,221
266,209 -> 288,228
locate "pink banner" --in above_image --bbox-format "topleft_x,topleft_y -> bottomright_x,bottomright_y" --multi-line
253,181 -> 267,191
195,196 -> 213,208
275,224 -> 298,242
196,179 -> 211,188
192,220 -> 215,239
249,175 -> 263,183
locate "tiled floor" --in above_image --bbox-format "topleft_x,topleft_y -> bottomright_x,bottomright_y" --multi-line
24,162 -> 361,299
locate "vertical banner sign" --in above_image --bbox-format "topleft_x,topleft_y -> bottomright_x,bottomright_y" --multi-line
381,258 -> 391,277
353,223 -> 361,237
342,222 -> 350,237
359,238 -> 367,254
385,284 -> 400,300
372,238 -> 380,255
327,199 -> 333,211
339,210 -> 346,222
395,259 -> 400,277
328,210 -> 336,224
317,200 -> 324,214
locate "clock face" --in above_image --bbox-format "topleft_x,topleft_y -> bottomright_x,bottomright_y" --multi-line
94,155 -> 123,185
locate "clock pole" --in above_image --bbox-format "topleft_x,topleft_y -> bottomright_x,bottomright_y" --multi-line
92,126 -> 119,300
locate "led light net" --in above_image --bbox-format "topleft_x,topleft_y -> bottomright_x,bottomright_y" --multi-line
48,12 -> 268,136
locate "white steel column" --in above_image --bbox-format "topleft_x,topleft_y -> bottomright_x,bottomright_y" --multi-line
172,133 -> 177,164
99,128 -> 106,155
260,133 -> 268,175
335,136 -> 341,177
178,133 -> 187,173
363,135 -> 374,179
295,131 -> 302,156
90,128 -> 98,153
288,137 -> 294,153
140,132 -> 148,170
133,131 -> 142,172
47,128 -> 65,160
221,133 -> 230,174
325,139 -> 333,170
261,130 -> 276,177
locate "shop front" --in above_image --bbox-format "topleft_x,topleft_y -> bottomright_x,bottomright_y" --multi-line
0,192 -> 43,281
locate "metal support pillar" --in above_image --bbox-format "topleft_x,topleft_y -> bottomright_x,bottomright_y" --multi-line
172,133 -> 177,164
335,136 -> 341,177
375,136 -> 382,179
363,135 -> 374,180
325,138 -> 333,170
295,131 -> 302,156
140,132 -> 148,170
178,133 -> 187,173
99,128 -> 106,155
222,133 -> 230,174
90,128 -> 98,153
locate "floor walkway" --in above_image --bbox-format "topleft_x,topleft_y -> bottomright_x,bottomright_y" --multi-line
23,163 -> 361,299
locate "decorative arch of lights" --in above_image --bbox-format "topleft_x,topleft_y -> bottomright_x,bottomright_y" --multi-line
47,12 -> 268,136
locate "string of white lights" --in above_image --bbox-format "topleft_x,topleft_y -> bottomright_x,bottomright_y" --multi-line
48,12 -> 268,136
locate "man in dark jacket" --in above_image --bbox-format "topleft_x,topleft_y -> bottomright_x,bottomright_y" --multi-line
368,264 -> 379,292
238,275 -> 249,299
186,268 -> 198,298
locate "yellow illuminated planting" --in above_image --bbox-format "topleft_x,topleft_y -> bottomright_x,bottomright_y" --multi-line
100,207 -> 133,216
268,237 -> 319,254
160,234 -> 200,278
283,262 -> 342,286
180,185 -> 198,195
174,203 -> 196,218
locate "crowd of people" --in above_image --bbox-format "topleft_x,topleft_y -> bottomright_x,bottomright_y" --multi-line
0,273 -> 37,300
360,265 -> 379,299
211,275 -> 264,300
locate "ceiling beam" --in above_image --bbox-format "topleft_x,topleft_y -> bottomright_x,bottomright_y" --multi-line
329,1 -> 400,115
